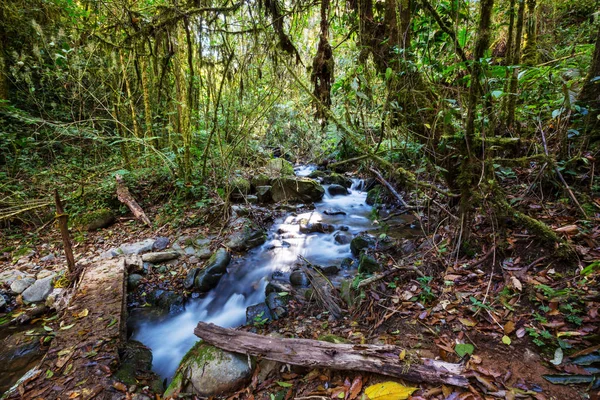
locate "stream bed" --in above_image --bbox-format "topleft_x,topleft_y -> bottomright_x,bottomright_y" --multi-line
129,166 -> 411,382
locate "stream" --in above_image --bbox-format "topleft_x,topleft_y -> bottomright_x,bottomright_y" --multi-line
130,166 -> 380,381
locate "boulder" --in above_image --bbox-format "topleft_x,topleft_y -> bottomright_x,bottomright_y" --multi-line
146,289 -> 185,314
246,302 -> 273,325
308,171 -> 353,188
10,277 -> 35,294
270,177 -> 325,203
165,342 -> 252,398
74,208 -> 115,231
22,274 -> 55,303
265,280 -> 293,296
120,239 -> 156,255
229,176 -> 251,196
141,251 -> 180,263
265,158 -> 295,177
350,235 -> 375,257
225,218 -> 266,251
317,265 -> 340,275
193,248 -> 231,292
358,254 -> 381,274
327,184 -> 349,196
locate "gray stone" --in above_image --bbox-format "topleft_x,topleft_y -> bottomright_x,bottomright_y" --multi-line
194,249 -> 231,292
36,269 -> 55,280
327,184 -> 349,196
153,236 -> 170,251
141,251 -> 180,263
0,270 -> 27,286
10,277 -> 36,294
40,253 -> 55,262
246,302 -> 273,325
119,239 -> 155,255
100,247 -> 120,259
147,290 -> 184,314
225,218 -> 266,251
317,265 -> 340,275
350,235 -> 375,257
164,342 -> 252,398
184,246 -> 196,256
358,254 -> 381,274
128,274 -> 144,290
184,268 -> 200,290
290,270 -> 309,287
323,209 -> 347,216
265,280 -> 293,297
195,246 -> 212,260
22,274 -> 55,303
265,158 -> 294,176
246,195 -> 258,204
0,295 -> 6,309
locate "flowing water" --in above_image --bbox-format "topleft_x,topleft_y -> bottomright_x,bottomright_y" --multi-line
130,166 -> 380,381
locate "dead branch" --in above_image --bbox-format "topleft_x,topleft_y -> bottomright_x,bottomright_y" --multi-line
115,174 -> 152,227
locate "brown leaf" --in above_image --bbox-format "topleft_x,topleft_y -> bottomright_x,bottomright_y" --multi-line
504,321 -> 516,335
113,382 -> 127,392
348,376 -> 362,400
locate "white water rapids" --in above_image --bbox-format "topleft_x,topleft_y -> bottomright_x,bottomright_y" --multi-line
131,166 -> 375,381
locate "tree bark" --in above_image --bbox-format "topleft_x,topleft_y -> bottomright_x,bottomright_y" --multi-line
194,321 -> 469,387
506,0 -> 525,129
579,25 -> 600,115
54,190 -> 75,274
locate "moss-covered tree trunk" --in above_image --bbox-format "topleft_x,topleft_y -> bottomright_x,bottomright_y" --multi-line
506,0 -> 525,129
522,0 -> 538,65
579,25 -> 600,132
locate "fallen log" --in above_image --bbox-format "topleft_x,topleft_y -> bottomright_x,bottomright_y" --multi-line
115,174 -> 151,227
194,322 -> 469,387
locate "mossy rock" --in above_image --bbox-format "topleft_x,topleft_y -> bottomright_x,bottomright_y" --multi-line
358,254 -> 381,274
251,173 -> 271,188
265,158 -> 295,177
270,177 -> 325,203
113,340 -> 163,393
72,208 -> 115,231
230,176 -> 251,195
165,341 -> 253,398
366,186 -> 382,206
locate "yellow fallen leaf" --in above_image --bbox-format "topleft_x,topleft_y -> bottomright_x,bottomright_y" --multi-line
74,309 -> 89,318
365,381 -> 417,400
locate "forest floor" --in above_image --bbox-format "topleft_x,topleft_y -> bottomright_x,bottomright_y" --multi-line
1,166 -> 599,400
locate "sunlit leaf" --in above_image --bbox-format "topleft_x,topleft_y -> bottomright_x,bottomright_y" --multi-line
365,382 -> 417,400
455,343 -> 474,357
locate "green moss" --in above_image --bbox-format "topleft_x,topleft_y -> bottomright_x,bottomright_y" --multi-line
71,208 -> 115,231
230,177 -> 251,195
266,159 -> 294,177
318,334 -> 350,344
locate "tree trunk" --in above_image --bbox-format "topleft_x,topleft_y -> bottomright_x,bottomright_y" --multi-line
506,0 -> 525,129
193,322 -> 469,387
522,0 -> 538,65
579,25 -> 600,118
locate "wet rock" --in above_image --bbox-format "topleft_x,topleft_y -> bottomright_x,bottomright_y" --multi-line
146,290 -> 185,314
40,253 -> 55,262
0,329 -> 45,394
246,195 -> 258,204
0,270 -> 27,286
366,186 -> 383,205
194,248 -> 231,292
299,222 -> 334,234
266,292 -> 288,320
22,274 -> 55,303
141,251 -> 179,263
256,186 -> 272,203
339,225 -> 350,231
334,232 -> 351,245
165,342 -> 252,398
270,177 -> 325,203
246,302 -> 273,325
323,209 -> 346,216
152,236 -> 170,251
120,239 -> 156,255
317,265 -> 340,275
184,268 -> 200,290
358,254 -> 381,274
309,171 -> 353,188
350,235 -> 375,256
128,274 -> 143,290
290,270 -> 309,287
10,277 -> 35,294
113,340 -> 163,394
225,218 -> 266,251
340,257 -> 354,269
0,294 -> 5,310
327,184 -> 349,196
265,280 -> 293,296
